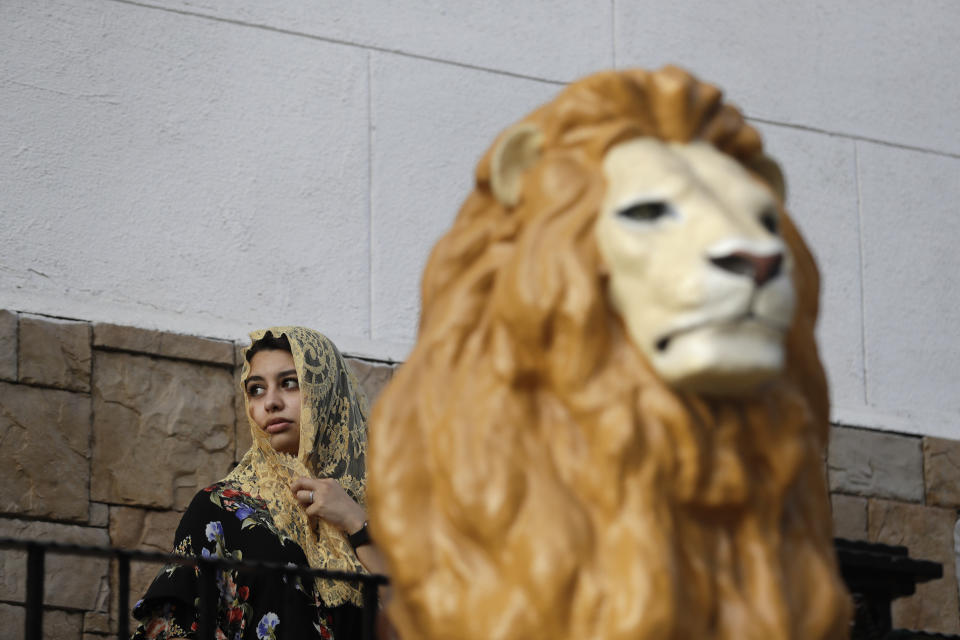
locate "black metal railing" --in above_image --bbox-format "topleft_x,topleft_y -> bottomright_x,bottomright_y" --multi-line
0,537 -> 388,640
6,535 -> 956,640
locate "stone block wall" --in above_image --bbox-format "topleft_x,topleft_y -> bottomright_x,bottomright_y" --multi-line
0,310 -> 396,638
829,426 -> 960,633
1,308 -> 958,636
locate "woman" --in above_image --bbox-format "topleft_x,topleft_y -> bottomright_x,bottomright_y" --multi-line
132,327 -> 385,640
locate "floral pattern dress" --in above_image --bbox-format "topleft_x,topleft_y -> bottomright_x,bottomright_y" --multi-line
132,481 -> 363,640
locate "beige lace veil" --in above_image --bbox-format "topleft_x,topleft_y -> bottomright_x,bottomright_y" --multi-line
226,326 -> 368,607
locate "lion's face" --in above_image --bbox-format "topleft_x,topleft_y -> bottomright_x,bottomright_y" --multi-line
595,138 -> 795,394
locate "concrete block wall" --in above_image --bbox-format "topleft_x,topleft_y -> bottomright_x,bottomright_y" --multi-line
0,309 -> 396,638
1,0 -> 958,441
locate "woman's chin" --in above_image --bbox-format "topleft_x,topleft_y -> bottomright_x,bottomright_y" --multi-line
269,434 -> 299,456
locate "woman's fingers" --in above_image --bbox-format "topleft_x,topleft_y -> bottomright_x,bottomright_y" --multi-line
289,477 -> 365,532
290,477 -> 315,505
290,476 -> 314,493
290,478 -> 340,511
306,480 -> 342,516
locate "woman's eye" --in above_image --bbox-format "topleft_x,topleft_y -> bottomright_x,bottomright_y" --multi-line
759,208 -> 779,234
246,384 -> 264,397
282,378 -> 299,390
616,201 -> 673,223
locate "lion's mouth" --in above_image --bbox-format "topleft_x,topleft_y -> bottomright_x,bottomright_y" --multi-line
655,311 -> 787,352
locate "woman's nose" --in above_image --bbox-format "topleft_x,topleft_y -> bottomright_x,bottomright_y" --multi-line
264,387 -> 284,411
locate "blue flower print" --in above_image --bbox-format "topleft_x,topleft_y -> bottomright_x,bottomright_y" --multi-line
205,521 -> 224,542
256,612 -> 280,640
235,505 -> 254,521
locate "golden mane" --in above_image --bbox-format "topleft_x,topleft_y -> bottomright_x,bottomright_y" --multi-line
368,67 -> 850,640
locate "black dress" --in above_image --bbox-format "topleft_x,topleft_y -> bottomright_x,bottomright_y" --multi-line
132,481 -> 363,640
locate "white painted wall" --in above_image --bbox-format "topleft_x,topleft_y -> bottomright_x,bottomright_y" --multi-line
1,0 -> 958,437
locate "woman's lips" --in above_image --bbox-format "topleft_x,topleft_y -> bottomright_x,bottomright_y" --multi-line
266,420 -> 292,434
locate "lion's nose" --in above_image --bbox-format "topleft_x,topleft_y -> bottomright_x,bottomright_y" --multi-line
710,251 -> 783,286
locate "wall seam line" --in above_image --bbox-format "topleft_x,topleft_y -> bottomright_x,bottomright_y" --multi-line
748,117 -> 960,160
366,52 -> 375,341
106,0 -> 960,159
854,142 -> 869,407
610,0 -> 617,68
102,0 -> 567,87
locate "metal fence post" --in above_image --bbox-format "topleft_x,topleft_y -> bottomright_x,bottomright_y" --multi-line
0,538 -> 390,640
25,543 -> 45,640
361,579 -> 379,640
197,558 -> 218,640
117,551 -> 131,640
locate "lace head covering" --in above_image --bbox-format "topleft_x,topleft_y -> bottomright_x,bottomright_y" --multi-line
226,326 -> 368,607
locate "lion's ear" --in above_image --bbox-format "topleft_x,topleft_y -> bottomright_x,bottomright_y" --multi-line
490,123 -> 544,208
748,154 -> 787,203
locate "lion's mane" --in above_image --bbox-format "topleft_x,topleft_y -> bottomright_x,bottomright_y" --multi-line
368,67 -> 851,640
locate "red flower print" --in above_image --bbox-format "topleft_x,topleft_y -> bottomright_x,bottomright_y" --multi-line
222,489 -> 241,498
228,607 -> 244,623
238,585 -> 250,600
144,617 -> 171,639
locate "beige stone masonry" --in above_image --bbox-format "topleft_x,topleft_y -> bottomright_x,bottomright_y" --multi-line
828,425 -> 924,502
0,604 -> 25,637
0,381 -> 92,521
345,357 -> 396,409
108,506 -> 184,633
0,518 -> 109,611
19,315 -> 91,392
923,437 -> 960,508
830,493 -> 868,540
3,307 -> 957,636
91,350 -> 235,510
45,609 -> 84,639
84,610 -> 111,634
868,498 -> 960,634
0,310 -> 17,382
93,322 -> 234,366
88,502 -> 110,528
233,343 -> 251,460
0,604 -> 84,640
108,506 -> 181,552
0,603 -> 21,632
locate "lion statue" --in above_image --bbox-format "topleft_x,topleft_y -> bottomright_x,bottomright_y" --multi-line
368,66 -> 851,640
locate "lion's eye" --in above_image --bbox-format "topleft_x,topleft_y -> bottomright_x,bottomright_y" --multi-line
616,201 -> 674,223
759,208 -> 779,235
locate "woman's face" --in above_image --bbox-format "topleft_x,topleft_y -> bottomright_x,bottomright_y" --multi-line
245,349 -> 302,456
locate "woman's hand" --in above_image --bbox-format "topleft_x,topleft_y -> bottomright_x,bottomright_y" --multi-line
291,477 -> 366,534
292,478 -> 391,603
